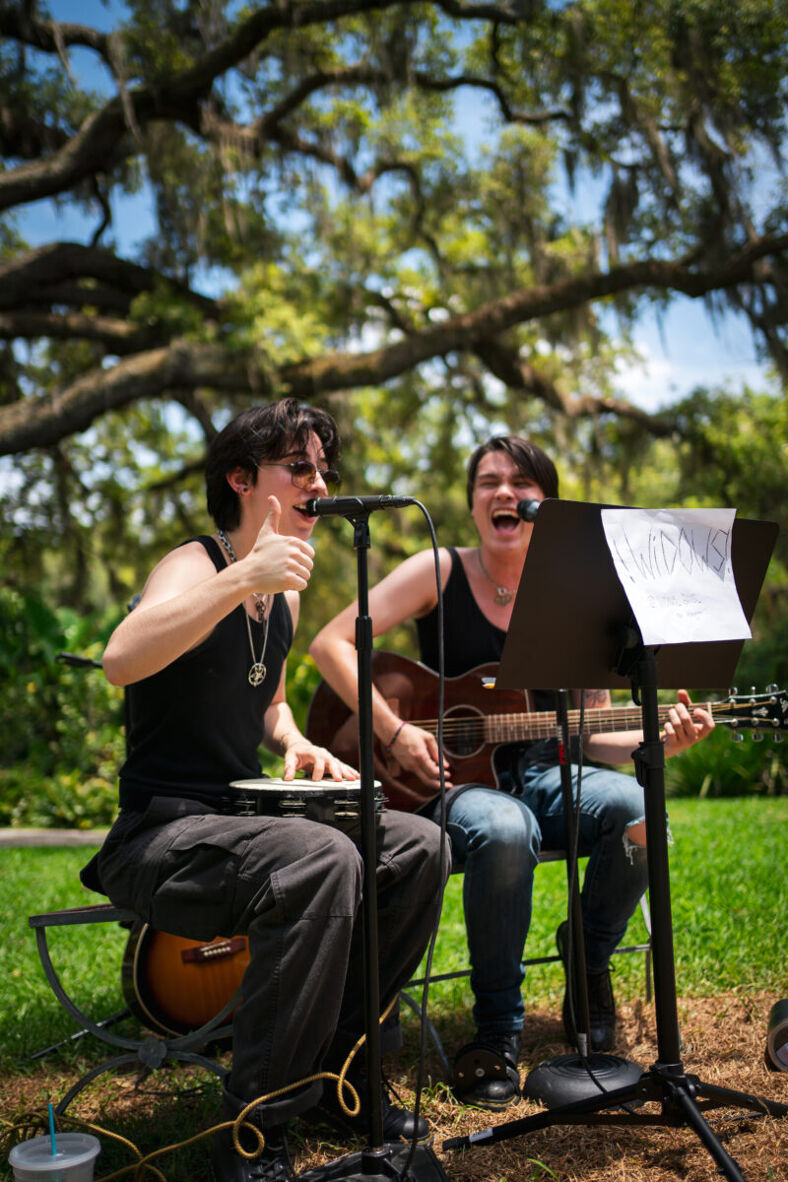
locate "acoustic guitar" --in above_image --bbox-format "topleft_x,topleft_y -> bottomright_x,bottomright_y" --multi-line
305,650 -> 788,812
122,922 -> 249,1038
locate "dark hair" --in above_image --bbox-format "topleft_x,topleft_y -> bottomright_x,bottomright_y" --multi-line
466,435 -> 559,508
206,399 -> 341,530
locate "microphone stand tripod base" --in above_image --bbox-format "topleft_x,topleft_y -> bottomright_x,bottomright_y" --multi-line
524,1052 -> 643,1108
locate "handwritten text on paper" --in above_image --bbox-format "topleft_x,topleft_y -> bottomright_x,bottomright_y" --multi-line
601,507 -> 751,646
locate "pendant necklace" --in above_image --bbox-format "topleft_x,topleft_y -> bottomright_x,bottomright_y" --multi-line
217,529 -> 270,686
477,549 -> 516,607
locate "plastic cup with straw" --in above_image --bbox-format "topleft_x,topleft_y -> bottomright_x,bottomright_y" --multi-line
7,1106 -> 101,1182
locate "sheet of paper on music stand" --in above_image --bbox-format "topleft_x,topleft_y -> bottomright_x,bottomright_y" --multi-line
600,507 -> 752,647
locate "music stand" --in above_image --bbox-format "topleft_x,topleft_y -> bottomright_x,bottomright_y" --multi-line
442,500 -> 787,1182
300,510 -> 449,1182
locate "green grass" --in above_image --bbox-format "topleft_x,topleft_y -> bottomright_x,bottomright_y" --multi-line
1,797 -> 785,1072
417,796 -> 787,1016
0,797 -> 785,1180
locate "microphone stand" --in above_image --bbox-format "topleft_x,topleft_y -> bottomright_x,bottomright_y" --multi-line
301,510 -> 448,1182
353,511 -> 387,1169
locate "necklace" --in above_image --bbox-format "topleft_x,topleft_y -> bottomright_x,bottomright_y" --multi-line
477,549 -> 516,607
217,529 -> 270,687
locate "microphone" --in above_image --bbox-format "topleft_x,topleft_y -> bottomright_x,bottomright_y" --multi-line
304,494 -> 415,517
516,498 -> 542,522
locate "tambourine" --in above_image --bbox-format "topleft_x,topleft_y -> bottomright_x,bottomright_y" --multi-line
227,777 -> 385,839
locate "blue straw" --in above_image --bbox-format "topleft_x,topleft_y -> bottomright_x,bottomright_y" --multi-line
48,1103 -> 57,1156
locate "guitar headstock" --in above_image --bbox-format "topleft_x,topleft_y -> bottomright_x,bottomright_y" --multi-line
714,685 -> 788,738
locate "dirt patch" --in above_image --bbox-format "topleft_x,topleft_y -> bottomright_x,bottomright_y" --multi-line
2,991 -> 786,1182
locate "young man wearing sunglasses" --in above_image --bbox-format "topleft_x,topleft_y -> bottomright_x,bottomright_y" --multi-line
82,399 -> 449,1182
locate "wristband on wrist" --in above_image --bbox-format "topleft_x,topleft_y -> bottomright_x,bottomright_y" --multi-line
385,721 -> 406,751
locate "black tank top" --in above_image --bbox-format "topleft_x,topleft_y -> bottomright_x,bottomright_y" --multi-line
416,547 -> 556,767
416,547 -> 507,675
118,535 -> 293,808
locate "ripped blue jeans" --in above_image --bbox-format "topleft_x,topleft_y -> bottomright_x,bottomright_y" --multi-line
435,762 -> 649,1035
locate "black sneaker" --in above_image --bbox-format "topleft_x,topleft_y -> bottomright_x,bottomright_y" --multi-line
314,1077 -> 430,1143
212,1122 -> 294,1182
452,1030 -> 521,1110
556,921 -> 617,1053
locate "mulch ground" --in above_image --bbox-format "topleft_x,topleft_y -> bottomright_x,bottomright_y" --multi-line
2,991 -> 786,1182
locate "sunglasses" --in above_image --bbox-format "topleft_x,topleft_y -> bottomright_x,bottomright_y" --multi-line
257,459 -> 341,491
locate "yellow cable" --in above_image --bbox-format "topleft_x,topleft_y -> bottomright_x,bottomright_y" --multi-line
1,994 -> 401,1181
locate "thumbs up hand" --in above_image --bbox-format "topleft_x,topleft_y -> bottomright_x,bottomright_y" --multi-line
246,496 -> 315,593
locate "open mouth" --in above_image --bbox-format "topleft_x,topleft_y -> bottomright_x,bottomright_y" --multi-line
294,505 -> 316,519
492,509 -> 520,533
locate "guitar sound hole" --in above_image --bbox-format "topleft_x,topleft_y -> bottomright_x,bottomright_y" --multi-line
442,706 -> 485,758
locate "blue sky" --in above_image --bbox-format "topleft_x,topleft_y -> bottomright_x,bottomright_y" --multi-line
611,302 -> 770,412
13,0 -> 776,414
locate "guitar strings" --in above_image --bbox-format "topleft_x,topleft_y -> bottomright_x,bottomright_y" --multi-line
399,701 -> 764,741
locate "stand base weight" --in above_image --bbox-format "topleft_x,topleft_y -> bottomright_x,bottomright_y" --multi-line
524,1053 -> 643,1108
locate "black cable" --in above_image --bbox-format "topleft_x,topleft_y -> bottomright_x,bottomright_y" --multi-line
403,500 -> 447,1175
562,689 -> 585,1060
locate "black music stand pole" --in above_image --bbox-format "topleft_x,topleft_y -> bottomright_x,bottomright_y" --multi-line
443,499 -> 787,1181
300,511 -> 449,1182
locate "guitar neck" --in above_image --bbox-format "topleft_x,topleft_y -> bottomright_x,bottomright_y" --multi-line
486,703 -> 678,743
414,701 -> 732,744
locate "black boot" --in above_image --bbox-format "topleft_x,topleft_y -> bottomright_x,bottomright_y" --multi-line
212,1092 -> 295,1182
556,920 -> 617,1053
452,1030 -> 521,1110
313,1075 -> 431,1143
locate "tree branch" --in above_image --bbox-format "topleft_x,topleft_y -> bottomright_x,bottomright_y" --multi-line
0,341 -> 253,455
0,0 -> 414,212
0,5 -> 114,59
2,232 -> 784,457
0,311 -> 168,355
280,233 -> 788,394
0,243 -> 218,315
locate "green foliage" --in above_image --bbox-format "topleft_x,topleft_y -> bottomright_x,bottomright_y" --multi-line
664,726 -> 788,798
0,589 -> 124,829
674,387 -> 788,531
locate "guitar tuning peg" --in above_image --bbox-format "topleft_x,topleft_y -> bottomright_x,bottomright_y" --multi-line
766,683 -> 778,693
749,686 -> 757,696
773,734 -> 783,744
751,732 -> 764,742
728,686 -> 738,697
731,731 -> 744,743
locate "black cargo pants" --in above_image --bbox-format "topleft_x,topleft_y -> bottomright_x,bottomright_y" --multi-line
93,796 -> 449,1126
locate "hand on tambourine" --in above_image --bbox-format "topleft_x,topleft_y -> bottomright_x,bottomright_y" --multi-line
281,734 -> 359,782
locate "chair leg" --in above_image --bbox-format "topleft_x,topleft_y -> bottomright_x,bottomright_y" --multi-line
399,990 -> 452,1082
